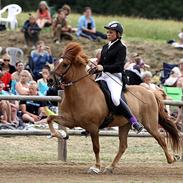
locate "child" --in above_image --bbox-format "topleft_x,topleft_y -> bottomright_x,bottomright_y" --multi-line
52,8 -> 73,44
37,65 -> 50,95
22,15 -> 41,48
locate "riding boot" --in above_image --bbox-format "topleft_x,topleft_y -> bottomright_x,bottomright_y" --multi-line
116,99 -> 143,133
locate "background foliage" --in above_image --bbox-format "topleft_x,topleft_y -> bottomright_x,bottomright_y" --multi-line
1,0 -> 183,20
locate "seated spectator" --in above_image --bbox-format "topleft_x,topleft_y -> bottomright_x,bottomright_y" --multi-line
140,71 -> 160,91
15,70 -> 32,95
11,61 -> 24,94
37,65 -> 50,95
30,40 -> 54,80
19,81 -> 47,123
164,67 -> 181,86
62,4 -> 77,33
168,28 -> 183,49
77,7 -> 107,41
0,81 -> 18,125
21,14 -> 41,49
176,58 -> 183,88
36,1 -> 52,29
0,54 -> 16,91
11,61 -> 24,82
52,8 -> 73,44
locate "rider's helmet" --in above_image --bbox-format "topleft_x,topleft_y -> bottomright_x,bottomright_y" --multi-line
104,21 -> 123,38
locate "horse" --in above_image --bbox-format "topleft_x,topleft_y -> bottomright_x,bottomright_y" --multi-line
47,42 -> 181,174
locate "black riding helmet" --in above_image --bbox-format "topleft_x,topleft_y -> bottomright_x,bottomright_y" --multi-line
104,21 -> 123,38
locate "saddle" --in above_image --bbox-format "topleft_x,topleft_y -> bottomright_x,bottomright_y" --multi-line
97,80 -> 127,129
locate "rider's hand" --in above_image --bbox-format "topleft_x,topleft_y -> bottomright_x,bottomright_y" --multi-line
96,65 -> 103,71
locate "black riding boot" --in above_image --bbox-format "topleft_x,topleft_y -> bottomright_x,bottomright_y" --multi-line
116,99 -> 143,133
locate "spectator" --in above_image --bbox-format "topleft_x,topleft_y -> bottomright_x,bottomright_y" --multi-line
30,41 -> 54,80
176,59 -> 183,88
15,70 -> 32,95
11,61 -> 24,94
164,67 -> 181,86
140,71 -> 159,90
22,14 -> 41,49
77,7 -> 107,41
62,4 -> 77,33
36,1 -> 52,29
19,81 -> 47,123
0,54 -> 16,91
37,65 -> 50,95
52,8 -> 73,44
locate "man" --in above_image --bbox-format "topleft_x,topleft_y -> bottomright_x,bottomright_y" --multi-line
19,81 -> 47,123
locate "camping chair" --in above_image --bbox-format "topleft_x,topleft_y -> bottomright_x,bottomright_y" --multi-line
163,86 -> 182,101
6,47 -> 24,66
160,62 -> 178,84
0,4 -> 22,30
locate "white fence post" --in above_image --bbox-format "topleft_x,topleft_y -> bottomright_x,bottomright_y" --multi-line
57,90 -> 67,161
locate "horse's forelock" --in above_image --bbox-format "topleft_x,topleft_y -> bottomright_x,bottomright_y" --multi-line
62,42 -> 88,65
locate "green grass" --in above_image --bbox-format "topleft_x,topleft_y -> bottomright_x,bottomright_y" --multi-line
16,12 -> 183,42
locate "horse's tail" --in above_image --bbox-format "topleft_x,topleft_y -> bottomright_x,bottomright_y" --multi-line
154,92 -> 180,152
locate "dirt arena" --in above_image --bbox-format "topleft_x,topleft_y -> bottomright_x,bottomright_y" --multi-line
0,162 -> 183,183
0,136 -> 183,183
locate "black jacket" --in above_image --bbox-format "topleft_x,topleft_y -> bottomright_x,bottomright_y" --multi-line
99,39 -> 126,73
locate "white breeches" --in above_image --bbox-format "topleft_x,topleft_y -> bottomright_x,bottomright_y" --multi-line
96,72 -> 122,106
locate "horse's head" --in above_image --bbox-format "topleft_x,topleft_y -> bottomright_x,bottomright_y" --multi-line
49,42 -> 88,88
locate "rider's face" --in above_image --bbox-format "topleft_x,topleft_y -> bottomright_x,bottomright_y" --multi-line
107,29 -> 117,42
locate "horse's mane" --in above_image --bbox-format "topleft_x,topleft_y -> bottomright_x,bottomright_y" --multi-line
62,42 -> 88,65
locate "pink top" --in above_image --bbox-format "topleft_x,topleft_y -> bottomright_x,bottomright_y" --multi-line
37,9 -> 51,20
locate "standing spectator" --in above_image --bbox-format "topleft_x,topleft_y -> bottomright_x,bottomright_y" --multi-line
19,81 -> 47,124
30,41 -> 54,80
52,8 -> 73,44
77,7 -> 107,41
22,15 -> 41,48
15,70 -> 32,95
37,65 -> 50,95
36,1 -> 52,29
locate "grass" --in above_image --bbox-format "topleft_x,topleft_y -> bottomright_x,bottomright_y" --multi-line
15,12 -> 183,42
0,136 -> 165,163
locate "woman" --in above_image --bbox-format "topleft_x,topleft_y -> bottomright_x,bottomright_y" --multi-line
95,21 -> 143,133
15,70 -> 32,95
36,1 -> 52,28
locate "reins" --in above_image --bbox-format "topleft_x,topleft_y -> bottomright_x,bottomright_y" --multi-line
89,61 -> 147,104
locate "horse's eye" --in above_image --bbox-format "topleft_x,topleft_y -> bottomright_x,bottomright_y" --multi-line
63,63 -> 68,68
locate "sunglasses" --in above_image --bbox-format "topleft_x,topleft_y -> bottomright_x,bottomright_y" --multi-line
3,59 -> 10,62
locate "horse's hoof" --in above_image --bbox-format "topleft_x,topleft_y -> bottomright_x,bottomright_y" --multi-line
174,154 -> 181,161
103,167 -> 114,174
87,166 -> 101,174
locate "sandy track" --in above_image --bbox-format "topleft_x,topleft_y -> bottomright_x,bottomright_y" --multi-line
0,162 -> 183,183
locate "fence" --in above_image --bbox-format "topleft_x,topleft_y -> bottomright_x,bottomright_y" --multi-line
0,92 -> 182,161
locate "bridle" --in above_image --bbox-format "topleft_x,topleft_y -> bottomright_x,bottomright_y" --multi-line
52,56 -> 95,88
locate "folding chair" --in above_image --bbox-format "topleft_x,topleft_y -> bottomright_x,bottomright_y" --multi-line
6,47 -> 24,66
163,86 -> 182,101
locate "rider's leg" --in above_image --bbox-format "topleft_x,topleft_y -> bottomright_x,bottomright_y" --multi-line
106,76 -> 143,133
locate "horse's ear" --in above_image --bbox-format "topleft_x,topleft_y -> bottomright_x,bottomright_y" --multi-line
76,52 -> 88,65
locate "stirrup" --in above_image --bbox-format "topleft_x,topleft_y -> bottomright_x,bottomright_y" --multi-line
132,122 -> 143,134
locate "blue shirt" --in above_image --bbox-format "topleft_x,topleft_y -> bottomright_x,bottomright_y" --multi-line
38,79 -> 49,95
31,50 -> 53,76
77,15 -> 95,36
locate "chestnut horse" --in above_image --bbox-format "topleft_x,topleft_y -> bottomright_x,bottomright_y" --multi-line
47,42 -> 180,173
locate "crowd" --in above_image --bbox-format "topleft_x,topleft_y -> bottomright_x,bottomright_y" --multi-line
0,1 -> 183,131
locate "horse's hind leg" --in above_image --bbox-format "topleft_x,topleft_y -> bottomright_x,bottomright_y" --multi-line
104,124 -> 131,173
144,124 -> 175,164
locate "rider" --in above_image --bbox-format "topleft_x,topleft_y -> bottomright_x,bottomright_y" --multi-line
95,21 -> 143,133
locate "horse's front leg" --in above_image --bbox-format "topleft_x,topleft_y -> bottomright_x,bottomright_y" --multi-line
47,115 -> 70,139
88,130 -> 101,174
